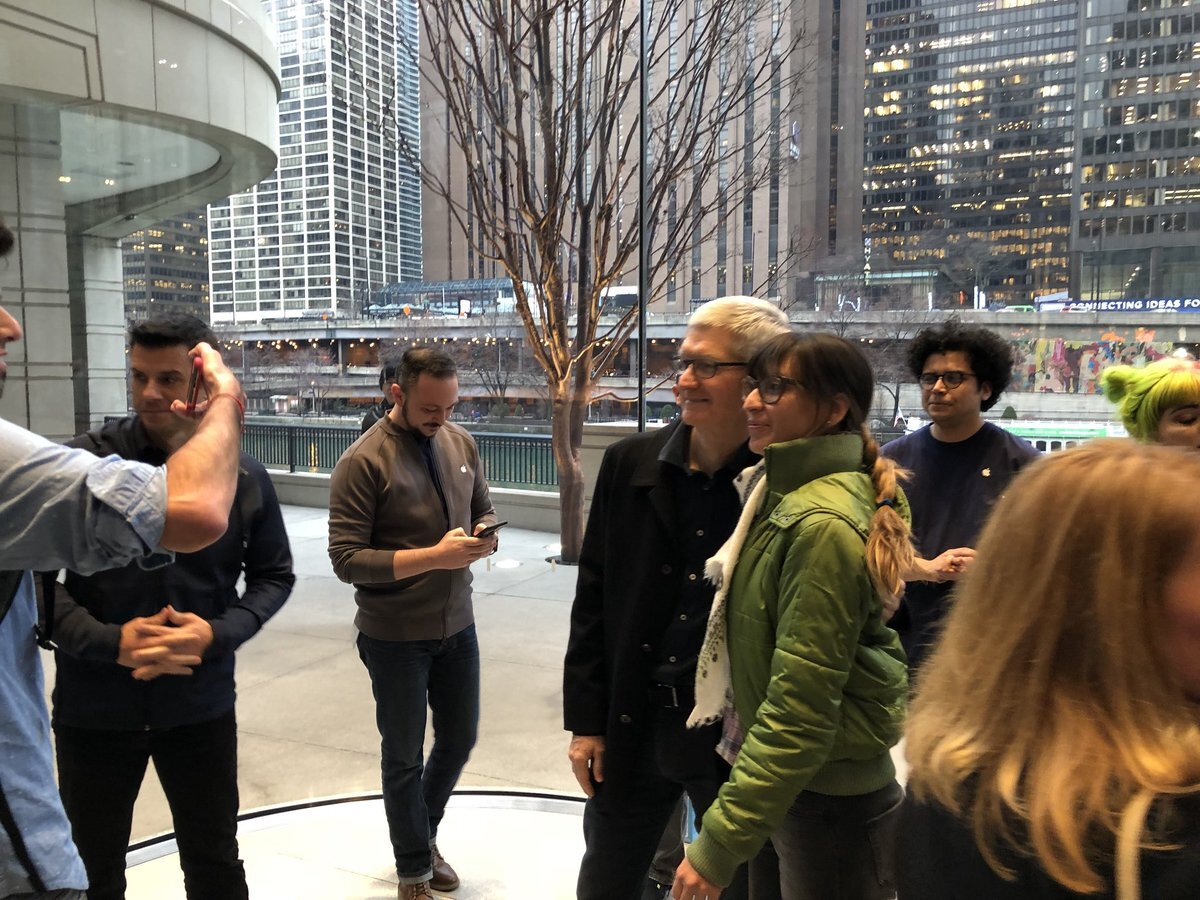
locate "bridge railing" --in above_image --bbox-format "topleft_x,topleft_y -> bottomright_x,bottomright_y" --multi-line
241,422 -> 558,490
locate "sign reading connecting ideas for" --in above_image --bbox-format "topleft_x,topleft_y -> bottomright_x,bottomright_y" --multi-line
1054,298 -> 1200,313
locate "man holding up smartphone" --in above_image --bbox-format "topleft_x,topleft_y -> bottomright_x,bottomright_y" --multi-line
328,347 -> 497,900
0,220 -> 246,900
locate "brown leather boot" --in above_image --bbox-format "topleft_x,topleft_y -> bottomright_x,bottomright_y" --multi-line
397,881 -> 434,899
430,842 -> 460,891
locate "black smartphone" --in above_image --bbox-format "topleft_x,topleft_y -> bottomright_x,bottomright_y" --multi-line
476,521 -> 508,538
185,356 -> 204,413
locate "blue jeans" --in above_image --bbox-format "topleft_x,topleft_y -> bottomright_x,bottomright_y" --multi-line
356,625 -> 480,884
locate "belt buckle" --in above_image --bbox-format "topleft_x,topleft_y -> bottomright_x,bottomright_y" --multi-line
652,686 -> 681,710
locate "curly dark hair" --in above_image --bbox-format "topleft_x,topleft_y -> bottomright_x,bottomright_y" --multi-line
0,220 -> 14,258
906,320 -> 1015,412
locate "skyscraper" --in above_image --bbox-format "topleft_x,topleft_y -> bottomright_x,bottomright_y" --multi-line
122,211 -> 211,325
419,0 -> 821,312
209,0 -> 421,325
863,0 -> 1077,308
1072,0 -> 1200,303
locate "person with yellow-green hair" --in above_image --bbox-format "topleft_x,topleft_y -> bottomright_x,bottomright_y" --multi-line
1100,354 -> 1200,449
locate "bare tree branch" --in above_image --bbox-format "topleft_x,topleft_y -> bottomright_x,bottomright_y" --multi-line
334,0 -> 806,559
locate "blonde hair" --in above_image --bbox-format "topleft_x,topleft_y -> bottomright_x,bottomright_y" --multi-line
860,427 -> 914,604
1100,356 -> 1200,441
905,440 -> 1200,893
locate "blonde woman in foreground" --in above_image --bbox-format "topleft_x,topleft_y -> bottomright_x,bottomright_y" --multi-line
898,439 -> 1200,899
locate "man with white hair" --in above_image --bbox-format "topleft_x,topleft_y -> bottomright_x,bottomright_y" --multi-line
564,297 -> 789,900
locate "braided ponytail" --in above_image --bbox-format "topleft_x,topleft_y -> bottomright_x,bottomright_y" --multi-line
861,425 -> 915,604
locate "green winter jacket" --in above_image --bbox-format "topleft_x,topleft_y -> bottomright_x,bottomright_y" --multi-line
688,433 -> 909,886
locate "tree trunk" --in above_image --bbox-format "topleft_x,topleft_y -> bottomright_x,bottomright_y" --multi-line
550,379 -> 588,563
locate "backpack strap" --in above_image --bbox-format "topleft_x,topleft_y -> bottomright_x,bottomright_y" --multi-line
0,570 -> 21,629
33,571 -> 57,651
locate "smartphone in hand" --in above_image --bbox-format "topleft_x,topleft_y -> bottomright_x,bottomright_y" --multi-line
476,521 -> 508,539
185,356 -> 204,413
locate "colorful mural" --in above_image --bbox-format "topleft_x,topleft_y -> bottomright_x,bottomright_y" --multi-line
1007,337 -> 1173,394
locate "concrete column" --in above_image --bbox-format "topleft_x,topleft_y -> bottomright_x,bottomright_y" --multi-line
1148,245 -> 1163,299
0,103 -> 76,439
67,233 -> 128,433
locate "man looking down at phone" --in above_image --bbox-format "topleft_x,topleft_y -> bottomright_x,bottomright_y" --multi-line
0,222 -> 246,900
50,313 -> 295,900
329,347 -> 497,900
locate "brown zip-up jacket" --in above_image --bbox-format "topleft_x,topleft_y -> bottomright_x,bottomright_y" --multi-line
328,416 -> 496,641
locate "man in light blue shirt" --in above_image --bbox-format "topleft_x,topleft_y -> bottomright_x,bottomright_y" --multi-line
0,220 -> 247,900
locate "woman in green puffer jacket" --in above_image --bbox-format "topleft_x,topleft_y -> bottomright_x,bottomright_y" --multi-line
673,332 -> 913,900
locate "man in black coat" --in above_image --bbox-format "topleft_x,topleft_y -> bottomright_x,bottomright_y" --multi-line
51,314 -> 295,900
564,297 -> 789,900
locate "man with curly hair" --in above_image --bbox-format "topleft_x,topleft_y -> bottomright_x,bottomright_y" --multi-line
882,320 -> 1038,673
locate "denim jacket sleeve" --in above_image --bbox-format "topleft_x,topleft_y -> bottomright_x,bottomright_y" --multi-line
0,418 -> 168,573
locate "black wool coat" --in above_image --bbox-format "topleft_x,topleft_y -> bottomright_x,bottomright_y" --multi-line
563,420 -> 745,790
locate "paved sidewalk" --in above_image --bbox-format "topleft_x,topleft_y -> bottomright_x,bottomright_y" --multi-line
119,505 -> 583,841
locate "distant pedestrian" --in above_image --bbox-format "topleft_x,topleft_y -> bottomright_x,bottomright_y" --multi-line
360,361 -> 399,433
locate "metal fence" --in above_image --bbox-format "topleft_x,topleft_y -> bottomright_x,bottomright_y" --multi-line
241,422 -> 558,489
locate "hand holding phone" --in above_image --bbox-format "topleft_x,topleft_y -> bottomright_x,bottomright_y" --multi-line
185,356 -> 204,414
475,521 -> 507,539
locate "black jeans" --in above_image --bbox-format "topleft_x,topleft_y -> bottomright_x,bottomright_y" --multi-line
576,705 -> 748,900
749,781 -> 903,900
55,711 -> 247,900
356,626 -> 480,884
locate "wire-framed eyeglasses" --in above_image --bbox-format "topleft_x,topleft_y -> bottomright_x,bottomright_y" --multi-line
918,370 -> 976,389
670,356 -> 747,380
742,374 -> 804,404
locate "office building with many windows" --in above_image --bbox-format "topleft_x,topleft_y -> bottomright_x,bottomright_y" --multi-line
1072,0 -> 1200,303
122,210 -> 211,325
420,0 -> 845,312
209,0 -> 421,325
863,0 -> 1077,308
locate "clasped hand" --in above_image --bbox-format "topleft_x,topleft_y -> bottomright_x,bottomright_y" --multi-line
117,606 -> 214,681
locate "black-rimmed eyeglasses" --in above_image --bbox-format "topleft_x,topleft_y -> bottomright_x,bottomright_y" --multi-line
918,370 -> 976,389
742,374 -> 804,404
670,356 -> 746,380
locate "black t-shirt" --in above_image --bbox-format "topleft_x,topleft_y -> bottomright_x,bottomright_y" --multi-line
881,423 -> 1038,670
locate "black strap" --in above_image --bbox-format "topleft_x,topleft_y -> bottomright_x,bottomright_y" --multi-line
0,570 -> 21,629
0,777 -> 48,891
34,572 -> 57,651
0,571 -> 52,892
